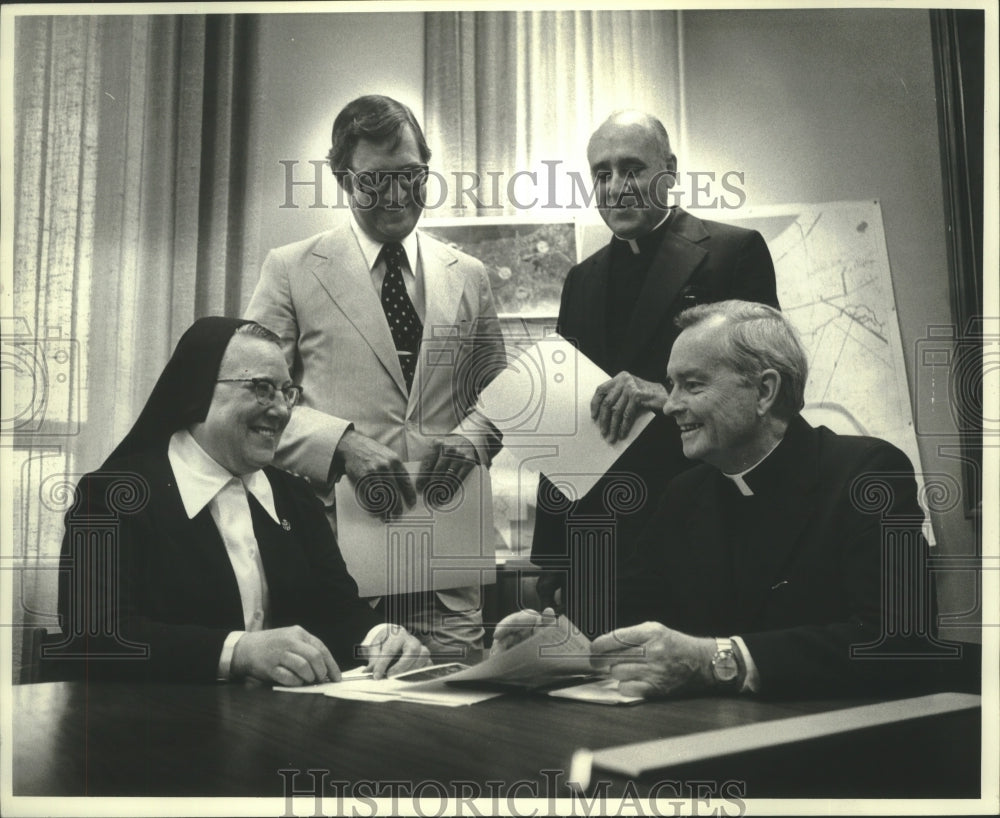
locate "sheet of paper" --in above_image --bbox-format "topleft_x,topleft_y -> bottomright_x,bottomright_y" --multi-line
335,463 -> 496,597
326,685 -> 501,707
470,334 -> 654,498
547,679 -> 645,705
276,664 -> 503,706
273,665 -> 375,694
445,616 -> 597,689
326,664 -> 502,706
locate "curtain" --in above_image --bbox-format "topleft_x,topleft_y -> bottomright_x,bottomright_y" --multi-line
10,14 -> 263,665
424,10 -> 682,216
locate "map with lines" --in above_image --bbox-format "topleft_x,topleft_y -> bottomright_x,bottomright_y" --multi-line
494,201 -> 933,551
742,200 -> 931,538
763,202 -> 915,447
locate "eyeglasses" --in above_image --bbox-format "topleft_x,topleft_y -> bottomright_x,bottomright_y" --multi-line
345,165 -> 429,195
216,378 -> 304,409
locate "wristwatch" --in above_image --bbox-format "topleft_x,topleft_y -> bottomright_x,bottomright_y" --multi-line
711,637 -> 741,690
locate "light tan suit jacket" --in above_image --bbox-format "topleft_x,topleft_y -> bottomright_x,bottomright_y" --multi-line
246,220 -> 504,611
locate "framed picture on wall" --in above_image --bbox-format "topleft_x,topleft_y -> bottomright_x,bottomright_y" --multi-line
420,217 -> 582,318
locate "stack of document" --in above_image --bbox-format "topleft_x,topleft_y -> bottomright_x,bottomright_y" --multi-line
275,664 -> 501,707
275,617 -> 644,706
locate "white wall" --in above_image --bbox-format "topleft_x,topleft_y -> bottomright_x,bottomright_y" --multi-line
254,12 -> 425,262
681,8 -> 978,635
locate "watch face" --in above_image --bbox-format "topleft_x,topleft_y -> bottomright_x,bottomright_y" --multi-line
713,651 -> 739,683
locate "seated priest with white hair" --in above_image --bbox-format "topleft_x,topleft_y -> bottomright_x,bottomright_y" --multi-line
496,301 -> 965,698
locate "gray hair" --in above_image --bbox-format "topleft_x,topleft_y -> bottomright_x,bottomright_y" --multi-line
234,321 -> 281,346
675,301 -> 808,420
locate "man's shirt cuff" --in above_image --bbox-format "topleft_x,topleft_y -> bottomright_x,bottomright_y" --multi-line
218,631 -> 246,681
732,635 -> 761,693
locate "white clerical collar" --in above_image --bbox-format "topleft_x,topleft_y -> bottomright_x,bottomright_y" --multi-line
722,437 -> 784,497
168,430 -> 280,523
616,209 -> 674,255
350,213 -> 419,275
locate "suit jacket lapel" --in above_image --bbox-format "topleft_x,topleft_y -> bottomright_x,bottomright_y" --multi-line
411,233 -> 467,405
307,225 -> 408,396
618,209 -> 708,373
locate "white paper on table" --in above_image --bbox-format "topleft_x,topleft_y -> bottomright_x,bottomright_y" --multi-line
276,664 -> 502,706
547,679 -> 645,705
328,664 -> 502,707
468,334 -> 654,499
273,665 -> 377,694
334,463 -> 496,598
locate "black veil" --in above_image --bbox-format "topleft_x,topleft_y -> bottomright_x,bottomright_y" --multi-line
102,317 -> 252,467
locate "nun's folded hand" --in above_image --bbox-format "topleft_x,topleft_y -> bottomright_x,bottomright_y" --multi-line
232,625 -> 341,686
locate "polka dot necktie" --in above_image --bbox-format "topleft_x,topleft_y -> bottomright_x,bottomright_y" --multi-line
379,242 -> 422,391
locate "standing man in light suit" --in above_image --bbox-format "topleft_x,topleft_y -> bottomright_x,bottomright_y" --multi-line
246,95 -> 505,653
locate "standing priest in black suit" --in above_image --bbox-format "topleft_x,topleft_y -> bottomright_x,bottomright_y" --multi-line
531,110 -> 779,635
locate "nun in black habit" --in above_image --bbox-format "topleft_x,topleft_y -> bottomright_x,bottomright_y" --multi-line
53,317 -> 430,684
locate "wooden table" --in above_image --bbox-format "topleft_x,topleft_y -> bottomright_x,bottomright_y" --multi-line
10,680 -> 981,804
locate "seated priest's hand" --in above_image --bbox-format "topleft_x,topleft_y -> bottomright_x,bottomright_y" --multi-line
489,607 -> 557,656
589,622 -> 721,699
232,626 -> 342,686
360,624 -> 432,680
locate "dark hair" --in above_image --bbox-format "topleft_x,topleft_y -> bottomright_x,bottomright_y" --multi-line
327,95 -> 431,188
675,301 -> 808,421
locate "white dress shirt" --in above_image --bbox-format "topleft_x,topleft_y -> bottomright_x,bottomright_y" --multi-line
169,430 -> 391,679
348,213 -> 490,469
168,430 -> 281,678
350,214 -> 425,321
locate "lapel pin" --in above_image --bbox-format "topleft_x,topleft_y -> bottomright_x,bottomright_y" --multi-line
281,519 -> 292,531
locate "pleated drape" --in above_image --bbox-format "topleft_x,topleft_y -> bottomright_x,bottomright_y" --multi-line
10,14 -> 263,655
425,10 -> 682,215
